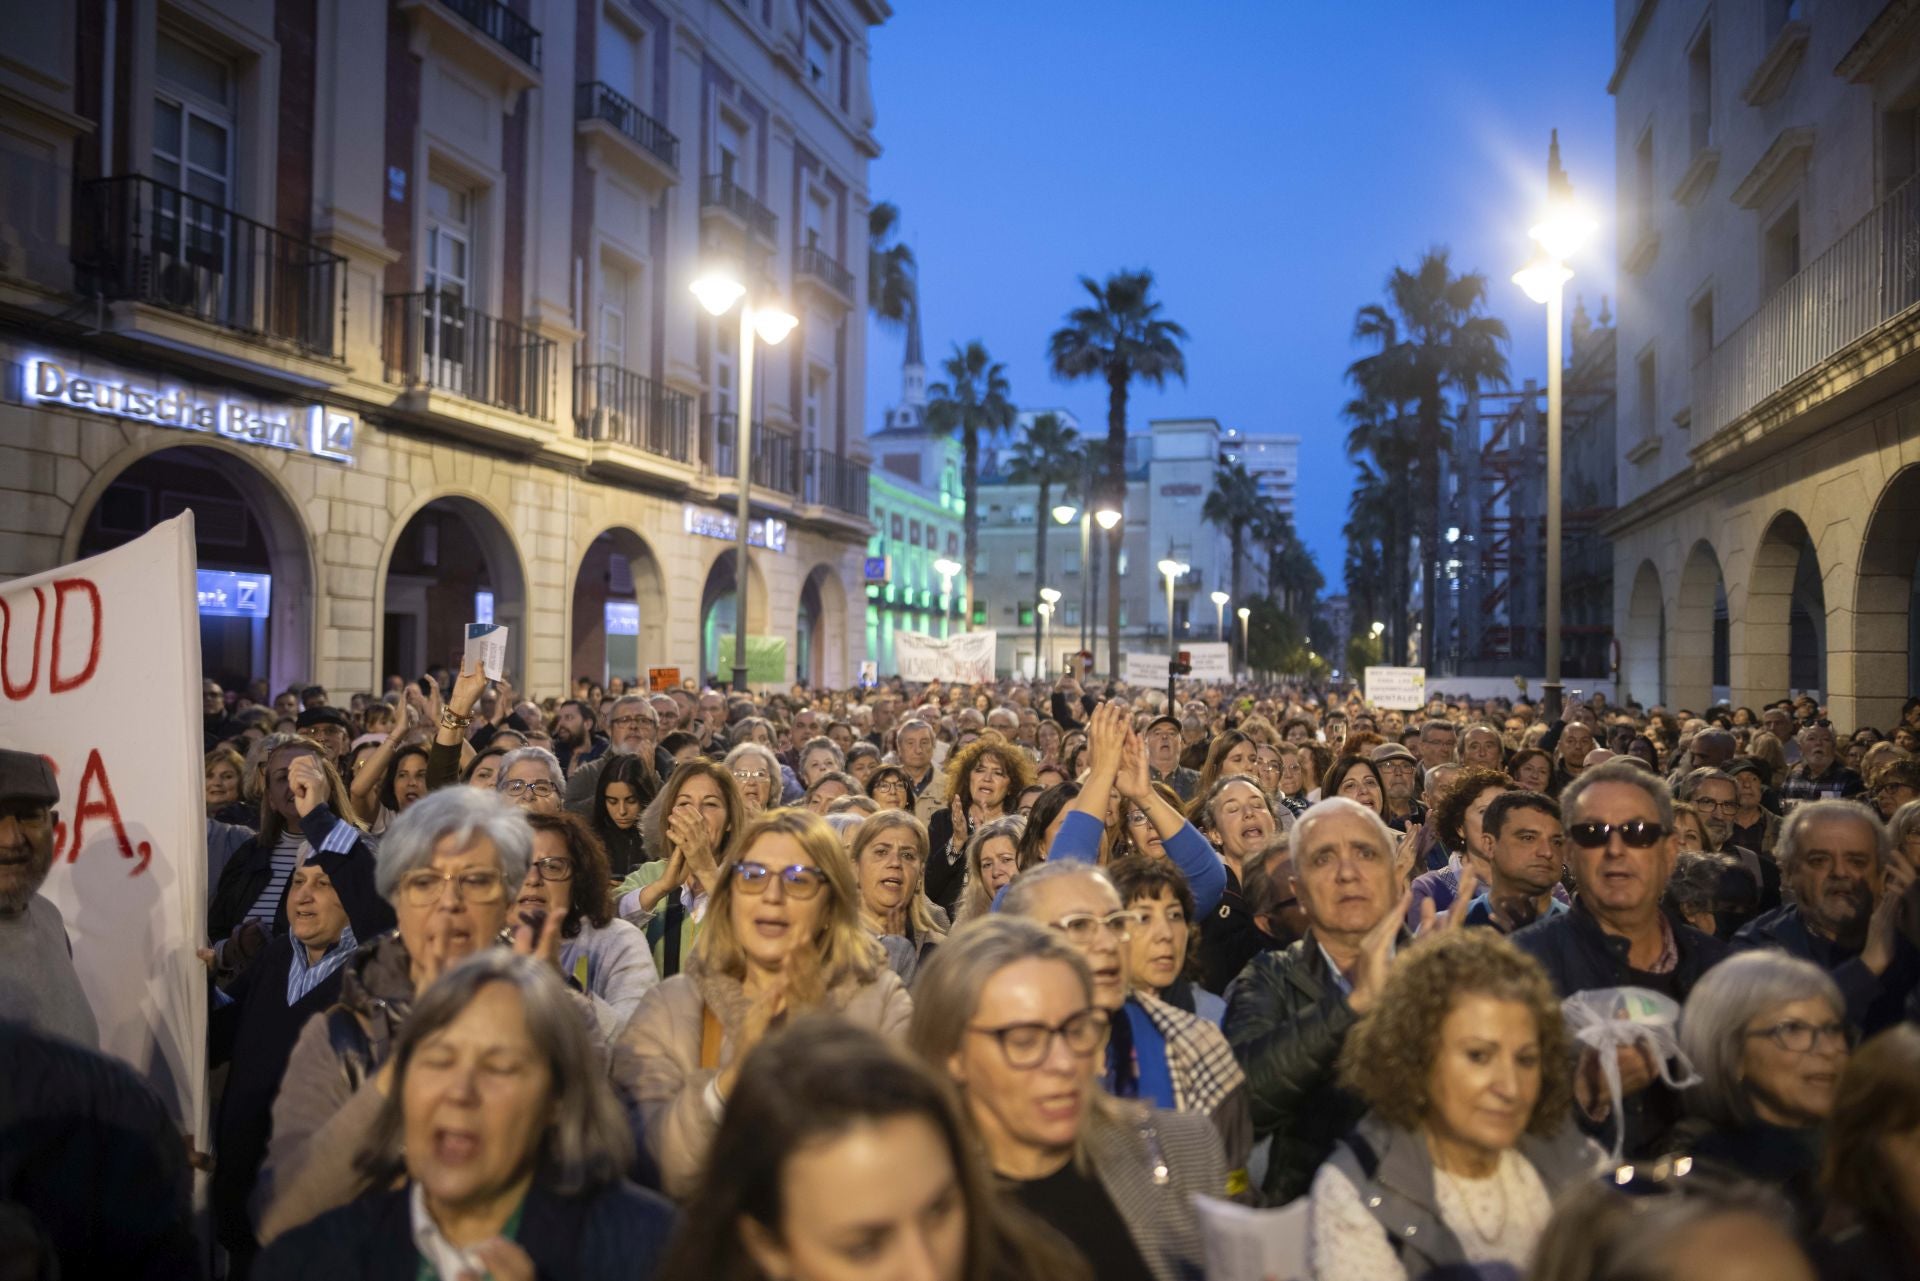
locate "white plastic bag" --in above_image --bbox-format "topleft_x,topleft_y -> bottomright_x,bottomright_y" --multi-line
1560,987 -> 1701,1161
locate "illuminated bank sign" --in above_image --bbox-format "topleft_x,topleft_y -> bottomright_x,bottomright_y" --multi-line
682,505 -> 788,553
196,570 -> 272,618
23,356 -> 357,464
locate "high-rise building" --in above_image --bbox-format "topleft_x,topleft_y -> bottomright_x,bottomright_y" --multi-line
1606,0 -> 1919,728
0,0 -> 886,694
1221,430 -> 1300,523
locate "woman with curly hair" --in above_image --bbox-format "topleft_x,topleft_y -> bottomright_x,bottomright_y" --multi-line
1308,931 -> 1596,1280
924,737 -> 1035,915
1405,767 -> 1514,930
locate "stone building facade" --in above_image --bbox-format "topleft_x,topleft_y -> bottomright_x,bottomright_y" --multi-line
1606,0 -> 1920,730
0,0 -> 884,697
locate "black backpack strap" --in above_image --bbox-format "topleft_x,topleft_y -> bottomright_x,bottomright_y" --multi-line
663,897 -> 686,978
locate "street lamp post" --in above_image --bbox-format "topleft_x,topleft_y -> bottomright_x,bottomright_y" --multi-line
1158,557 -> 1188,710
1038,587 -> 1061,678
1237,605 -> 1251,680
1092,505 -> 1121,675
1052,502 -> 1083,657
1210,590 -> 1230,645
933,558 -> 963,636
691,267 -> 797,693
1513,130 -> 1593,724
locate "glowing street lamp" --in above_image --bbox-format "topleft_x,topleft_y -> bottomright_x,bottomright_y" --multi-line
691,265 -> 798,692
1038,587 -> 1062,678
1210,589 -> 1230,645
1158,557 -> 1188,707
1237,605 -> 1251,678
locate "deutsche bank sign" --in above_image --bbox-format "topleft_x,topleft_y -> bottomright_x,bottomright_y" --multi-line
24,356 -> 357,464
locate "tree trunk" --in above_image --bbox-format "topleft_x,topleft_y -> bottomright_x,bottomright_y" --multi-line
1419,387 -> 1443,671
1229,525 -> 1244,635
963,421 -> 980,634
1105,366 -> 1129,678
1033,478 -> 1049,674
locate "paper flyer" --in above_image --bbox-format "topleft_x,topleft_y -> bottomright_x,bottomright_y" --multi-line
464,622 -> 508,680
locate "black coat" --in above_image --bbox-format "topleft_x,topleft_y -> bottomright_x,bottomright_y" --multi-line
1732,904 -> 1920,1036
208,805 -> 393,944
254,1180 -> 677,1281
1222,933 -> 1383,1204
1511,897 -> 1727,1158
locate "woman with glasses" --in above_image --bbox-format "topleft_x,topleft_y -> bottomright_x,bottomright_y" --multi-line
909,916 -> 1226,1281
258,788 -> 544,1241
1673,951 -> 1851,1231
622,808 -> 912,1197
724,743 -> 783,816
523,811 -> 659,1039
615,760 -> 748,980
851,810 -> 947,983
495,746 -> 566,816
865,763 -> 918,813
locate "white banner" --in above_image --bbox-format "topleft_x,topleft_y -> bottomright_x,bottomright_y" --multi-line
1122,651 -> 1171,686
1187,642 -> 1231,682
895,629 -> 998,683
1364,665 -> 1430,710
0,516 -> 207,1142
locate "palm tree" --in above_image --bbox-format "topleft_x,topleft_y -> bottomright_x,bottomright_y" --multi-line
924,342 -> 1015,626
868,202 -> 915,331
1257,510 -> 1323,617
1341,388 -> 1419,663
1202,460 -> 1262,648
1005,413 -> 1084,670
1047,270 -> 1188,673
1348,248 -> 1509,668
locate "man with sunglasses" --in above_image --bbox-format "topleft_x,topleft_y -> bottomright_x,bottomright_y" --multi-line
1002,860 -> 1251,1188
1778,722 -> 1865,808
1731,799 -> 1920,1036
1511,758 -> 1727,1159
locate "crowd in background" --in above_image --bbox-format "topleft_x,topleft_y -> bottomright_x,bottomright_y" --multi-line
6,662 -> 1920,1281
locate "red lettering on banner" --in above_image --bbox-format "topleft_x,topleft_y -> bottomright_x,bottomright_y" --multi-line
49,578 -> 103,693
63,749 -> 149,875
1,586 -> 46,700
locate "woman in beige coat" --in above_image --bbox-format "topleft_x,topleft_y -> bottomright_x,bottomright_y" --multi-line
621,807 -> 912,1196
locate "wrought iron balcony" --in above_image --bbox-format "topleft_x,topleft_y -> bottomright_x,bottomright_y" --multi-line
439,0 -> 539,67
575,82 -> 677,170
797,244 -> 855,300
71,174 -> 345,359
700,175 -> 777,242
804,448 -> 869,518
575,364 -> 694,461
708,413 -> 801,495
382,290 -> 555,420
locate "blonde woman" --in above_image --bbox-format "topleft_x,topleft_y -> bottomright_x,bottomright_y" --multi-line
620,807 -> 912,1197
955,814 -> 1026,924
851,810 -> 947,983
615,760 -> 748,980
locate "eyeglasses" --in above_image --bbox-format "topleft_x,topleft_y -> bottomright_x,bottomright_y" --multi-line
528,856 -> 574,881
399,869 -> 507,908
1567,820 -> 1667,849
1693,798 -> 1738,814
1747,1019 -> 1853,1053
502,780 -> 558,799
610,716 -> 651,731
732,768 -> 770,782
731,861 -> 830,899
1049,910 -> 1142,944
968,1008 -> 1109,1069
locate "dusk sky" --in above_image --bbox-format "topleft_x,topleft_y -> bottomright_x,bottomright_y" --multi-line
863,1 -> 1619,590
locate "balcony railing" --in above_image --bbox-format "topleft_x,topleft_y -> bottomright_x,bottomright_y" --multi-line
804,448 -> 869,518
700,175 -> 777,242
575,363 -> 693,462
709,413 -> 801,494
440,0 -> 540,68
797,244 -> 855,298
1697,171 -> 1920,437
575,82 -> 678,169
382,291 -> 555,420
71,174 -> 344,358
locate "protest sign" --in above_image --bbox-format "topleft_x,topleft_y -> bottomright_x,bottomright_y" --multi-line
463,622 -> 507,680
1364,665 -> 1429,710
1122,652 -> 1171,686
1186,642 -> 1231,682
716,635 -> 788,685
647,666 -> 681,692
0,515 -> 207,1142
895,630 -> 997,683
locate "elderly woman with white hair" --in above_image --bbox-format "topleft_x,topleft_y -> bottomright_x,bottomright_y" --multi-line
495,744 -> 566,816
258,787 -> 553,1242
723,741 -> 782,816
1671,950 -> 1851,1231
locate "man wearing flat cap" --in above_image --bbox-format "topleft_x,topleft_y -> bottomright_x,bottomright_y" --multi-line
0,748 -> 98,1046
294,705 -> 352,770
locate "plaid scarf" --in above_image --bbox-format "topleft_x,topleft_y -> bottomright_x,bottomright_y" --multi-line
1131,990 -> 1244,1119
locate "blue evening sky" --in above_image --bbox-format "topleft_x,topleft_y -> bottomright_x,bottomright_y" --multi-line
863,1 -> 1618,589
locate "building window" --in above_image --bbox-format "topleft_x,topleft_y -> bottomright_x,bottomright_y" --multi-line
804,366 -> 830,451
1015,550 -> 1034,575
1689,290 -> 1713,368
597,12 -> 645,105
425,176 -> 477,375
598,259 -> 630,367
1637,351 -> 1657,439
154,32 -> 235,207
1883,106 -> 1920,194
805,22 -> 839,100
1687,24 -> 1712,156
946,532 -> 959,556
804,186 -> 832,253
716,109 -> 751,190
909,520 -> 921,547
891,514 -> 904,540
713,314 -> 738,416
1765,0 -> 1803,41
1763,205 -> 1800,295
1018,605 -> 1034,627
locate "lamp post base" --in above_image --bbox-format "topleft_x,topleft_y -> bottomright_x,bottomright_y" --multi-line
732,664 -> 750,695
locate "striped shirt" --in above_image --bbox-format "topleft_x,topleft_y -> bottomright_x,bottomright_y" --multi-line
286,924 -> 358,1005
247,833 -> 305,926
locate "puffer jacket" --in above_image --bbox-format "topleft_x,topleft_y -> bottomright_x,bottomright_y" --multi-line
619,954 -> 912,1197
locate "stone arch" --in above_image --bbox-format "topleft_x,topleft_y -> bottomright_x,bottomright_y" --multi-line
1739,510 -> 1827,704
65,438 -> 318,694
1853,463 -> 1920,730
697,545 -> 771,686
375,491 -> 529,683
567,526 -> 669,688
1623,559 -> 1665,707
1672,540 -> 1727,712
799,562 -> 851,688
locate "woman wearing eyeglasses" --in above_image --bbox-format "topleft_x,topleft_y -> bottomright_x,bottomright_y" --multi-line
1671,951 -> 1850,1233
522,811 -> 660,1039
621,808 -> 912,1198
909,916 -> 1226,1281
724,743 -> 783,816
864,763 -> 918,813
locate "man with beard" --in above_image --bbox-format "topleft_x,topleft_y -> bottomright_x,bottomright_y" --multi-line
565,694 -> 670,816
1779,721 -> 1866,806
1733,799 -> 1919,1035
1368,743 -> 1424,831
0,749 -> 97,1046
1678,768 -> 1779,914
550,698 -> 608,775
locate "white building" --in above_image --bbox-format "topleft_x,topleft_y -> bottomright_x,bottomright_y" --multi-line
1605,0 -> 1920,729
1221,429 -> 1301,524
0,0 -> 886,696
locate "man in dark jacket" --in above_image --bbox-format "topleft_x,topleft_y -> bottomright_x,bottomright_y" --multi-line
1512,759 -> 1727,1159
1224,797 -> 1410,1204
566,695 -> 670,816
1732,798 -> 1919,1035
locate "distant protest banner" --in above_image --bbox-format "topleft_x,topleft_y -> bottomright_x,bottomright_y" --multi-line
1122,652 -> 1171,687
0,515 -> 207,1144
895,629 -> 997,683
716,634 -> 788,685
1364,665 -> 1429,710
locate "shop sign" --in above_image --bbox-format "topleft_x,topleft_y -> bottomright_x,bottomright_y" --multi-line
863,555 -> 890,584
682,504 -> 788,553
22,355 -> 356,464
195,569 -> 271,619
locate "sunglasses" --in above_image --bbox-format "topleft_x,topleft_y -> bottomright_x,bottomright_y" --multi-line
1568,819 -> 1667,849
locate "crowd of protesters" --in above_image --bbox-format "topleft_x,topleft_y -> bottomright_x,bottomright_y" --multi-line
5,662 -> 1920,1281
